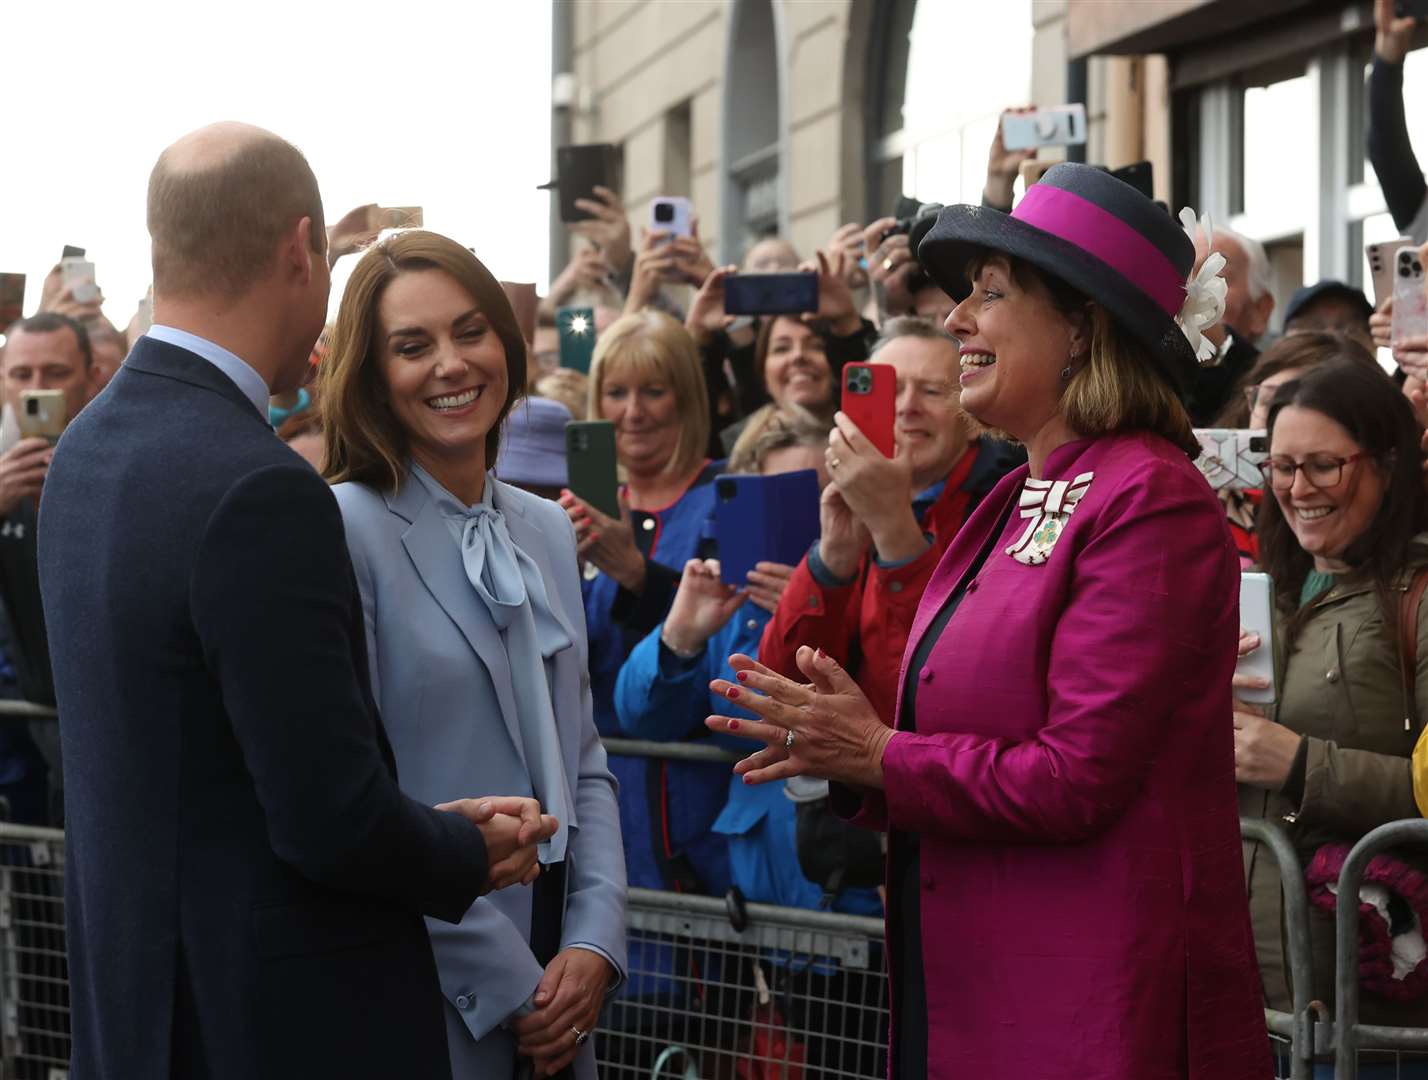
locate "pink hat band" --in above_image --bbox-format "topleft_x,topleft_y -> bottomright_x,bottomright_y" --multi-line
1011,183 -> 1186,318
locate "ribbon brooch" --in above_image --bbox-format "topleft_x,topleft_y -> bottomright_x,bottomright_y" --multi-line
1005,471 -> 1094,566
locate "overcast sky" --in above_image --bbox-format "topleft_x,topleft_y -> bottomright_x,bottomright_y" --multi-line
4,0 -> 553,331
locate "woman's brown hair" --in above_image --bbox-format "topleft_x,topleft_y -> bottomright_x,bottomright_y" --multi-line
319,231 -> 527,491
1213,331 -> 1384,428
753,316 -> 836,416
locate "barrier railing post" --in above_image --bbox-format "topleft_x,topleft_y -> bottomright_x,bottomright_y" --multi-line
1241,817 -> 1320,1080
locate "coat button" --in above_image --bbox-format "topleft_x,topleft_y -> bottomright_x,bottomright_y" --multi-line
919,668 -> 933,682
745,618 -> 758,630
456,994 -> 473,1010
807,596 -> 818,609
642,518 -> 656,532
890,581 -> 904,593
967,579 -> 979,592
1326,669 -> 1340,683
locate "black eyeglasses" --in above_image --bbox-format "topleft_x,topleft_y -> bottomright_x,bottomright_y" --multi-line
1258,452 -> 1371,492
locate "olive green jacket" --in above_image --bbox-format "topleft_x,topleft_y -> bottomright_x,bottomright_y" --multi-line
1241,566 -> 1428,1025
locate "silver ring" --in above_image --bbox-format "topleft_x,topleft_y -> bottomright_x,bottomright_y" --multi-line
572,1026 -> 589,1046
784,729 -> 796,749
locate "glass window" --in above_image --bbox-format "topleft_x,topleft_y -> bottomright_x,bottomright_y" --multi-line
874,0 -> 1032,211
1241,71 -> 1314,233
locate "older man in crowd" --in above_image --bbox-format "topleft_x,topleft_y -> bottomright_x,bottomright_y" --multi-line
1186,224 -> 1276,425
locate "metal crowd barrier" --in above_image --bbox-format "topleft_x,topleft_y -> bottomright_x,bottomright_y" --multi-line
0,822 -> 67,1080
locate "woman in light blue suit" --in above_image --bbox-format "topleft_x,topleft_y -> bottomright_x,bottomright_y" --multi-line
319,231 -> 626,1080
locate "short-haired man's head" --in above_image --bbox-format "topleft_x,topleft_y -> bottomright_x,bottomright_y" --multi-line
1,313 -> 95,422
148,125 -> 325,299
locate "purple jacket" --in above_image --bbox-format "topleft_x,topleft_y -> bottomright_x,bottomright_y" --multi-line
840,431 -> 1267,1079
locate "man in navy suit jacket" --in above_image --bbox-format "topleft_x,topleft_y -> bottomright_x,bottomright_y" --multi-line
37,122 -> 554,1079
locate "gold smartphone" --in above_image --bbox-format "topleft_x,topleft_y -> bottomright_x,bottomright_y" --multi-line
18,390 -> 67,444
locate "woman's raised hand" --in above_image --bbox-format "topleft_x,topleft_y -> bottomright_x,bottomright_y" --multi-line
704,647 -> 893,789
826,412 -> 925,564
560,488 -> 647,594
662,559 -> 746,655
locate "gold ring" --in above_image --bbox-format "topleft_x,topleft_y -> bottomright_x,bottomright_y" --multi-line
829,456 -> 841,469
883,257 -> 894,272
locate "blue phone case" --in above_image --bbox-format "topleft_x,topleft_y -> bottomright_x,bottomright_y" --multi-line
714,470 -> 822,586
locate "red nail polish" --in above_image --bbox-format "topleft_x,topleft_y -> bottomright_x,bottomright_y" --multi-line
736,671 -> 749,682
726,687 -> 740,700
727,718 -> 739,729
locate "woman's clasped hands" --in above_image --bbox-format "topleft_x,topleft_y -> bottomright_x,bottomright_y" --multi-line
705,646 -> 893,789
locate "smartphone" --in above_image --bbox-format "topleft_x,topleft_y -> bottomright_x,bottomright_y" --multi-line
1193,429 -> 1269,491
17,390 -> 67,445
1001,104 -> 1088,152
0,274 -> 24,329
1238,571 -> 1277,705
369,206 -> 423,231
841,363 -> 897,458
723,272 -> 818,316
1395,0 -> 1428,16
1392,246 -> 1428,346
552,144 -> 620,224
1368,237 -> 1414,307
557,306 -> 597,373
714,470 -> 822,586
650,197 -> 693,243
565,420 -> 619,519
60,254 -> 98,305
61,245 -> 85,259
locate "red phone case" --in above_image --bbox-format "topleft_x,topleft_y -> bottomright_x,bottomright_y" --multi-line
842,363 -> 896,458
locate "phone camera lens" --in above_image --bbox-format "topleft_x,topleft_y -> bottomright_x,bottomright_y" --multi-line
654,203 -> 675,223
25,400 -> 37,416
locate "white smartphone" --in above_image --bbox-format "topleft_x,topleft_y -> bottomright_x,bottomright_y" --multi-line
1368,237 -> 1413,308
60,256 -> 98,305
649,196 -> 693,243
1001,104 -> 1088,152
1392,246 -> 1428,346
1194,429 -> 1269,491
1238,572 -> 1277,705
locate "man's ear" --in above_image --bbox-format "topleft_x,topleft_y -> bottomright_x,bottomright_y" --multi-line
1251,291 -> 1275,339
287,217 -> 317,286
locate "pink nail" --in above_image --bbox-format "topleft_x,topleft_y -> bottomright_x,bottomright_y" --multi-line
726,687 -> 741,700
736,671 -> 749,682
727,718 -> 740,729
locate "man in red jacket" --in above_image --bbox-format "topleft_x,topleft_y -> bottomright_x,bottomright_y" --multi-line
759,316 -> 1021,721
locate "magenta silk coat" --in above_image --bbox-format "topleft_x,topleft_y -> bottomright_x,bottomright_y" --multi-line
837,431 -> 1268,1079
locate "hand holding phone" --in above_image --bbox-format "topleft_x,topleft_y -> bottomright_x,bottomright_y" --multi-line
550,144 -> 620,224
60,254 -> 99,306
0,274 -> 24,329
715,471 -> 821,586
649,197 -> 692,243
17,389 -> 68,445
1236,572 -> 1277,705
564,420 -> 620,520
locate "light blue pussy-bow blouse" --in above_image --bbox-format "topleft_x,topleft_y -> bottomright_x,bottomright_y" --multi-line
411,464 -> 573,864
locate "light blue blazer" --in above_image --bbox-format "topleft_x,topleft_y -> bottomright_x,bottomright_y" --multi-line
334,469 -> 626,1080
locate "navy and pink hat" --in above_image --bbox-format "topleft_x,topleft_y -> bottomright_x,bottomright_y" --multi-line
918,162 -> 1198,392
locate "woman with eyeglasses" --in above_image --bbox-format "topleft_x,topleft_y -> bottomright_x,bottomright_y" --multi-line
1237,356 -> 1428,1070
1214,332 -> 1387,566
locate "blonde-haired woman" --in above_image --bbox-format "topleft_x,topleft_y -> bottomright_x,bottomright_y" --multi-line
319,230 -> 626,1080
557,312 -> 742,990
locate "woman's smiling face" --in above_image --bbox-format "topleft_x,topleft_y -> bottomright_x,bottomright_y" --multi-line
943,254 -> 1078,443
378,268 -> 509,472
763,317 -> 832,411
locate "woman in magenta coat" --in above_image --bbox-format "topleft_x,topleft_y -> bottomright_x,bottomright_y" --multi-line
704,163 -> 1268,1080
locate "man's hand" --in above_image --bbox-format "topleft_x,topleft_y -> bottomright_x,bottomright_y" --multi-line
435,796 -> 558,893
514,948 -> 615,1078
985,108 -> 1038,209
570,186 -> 634,276
39,265 -> 105,324
799,250 -> 862,338
0,439 -> 52,518
1375,0 -> 1417,64
326,204 -> 381,269
861,219 -> 917,318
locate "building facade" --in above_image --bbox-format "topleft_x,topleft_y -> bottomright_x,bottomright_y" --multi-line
552,0 -> 1424,327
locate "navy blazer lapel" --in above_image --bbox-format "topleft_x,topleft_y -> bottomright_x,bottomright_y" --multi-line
389,477 -> 529,769
123,336 -> 268,425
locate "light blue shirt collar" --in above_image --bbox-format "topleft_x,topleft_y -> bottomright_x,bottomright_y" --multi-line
145,324 -> 270,419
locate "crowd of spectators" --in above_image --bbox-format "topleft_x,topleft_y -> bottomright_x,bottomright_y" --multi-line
4,1 -> 1428,1073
